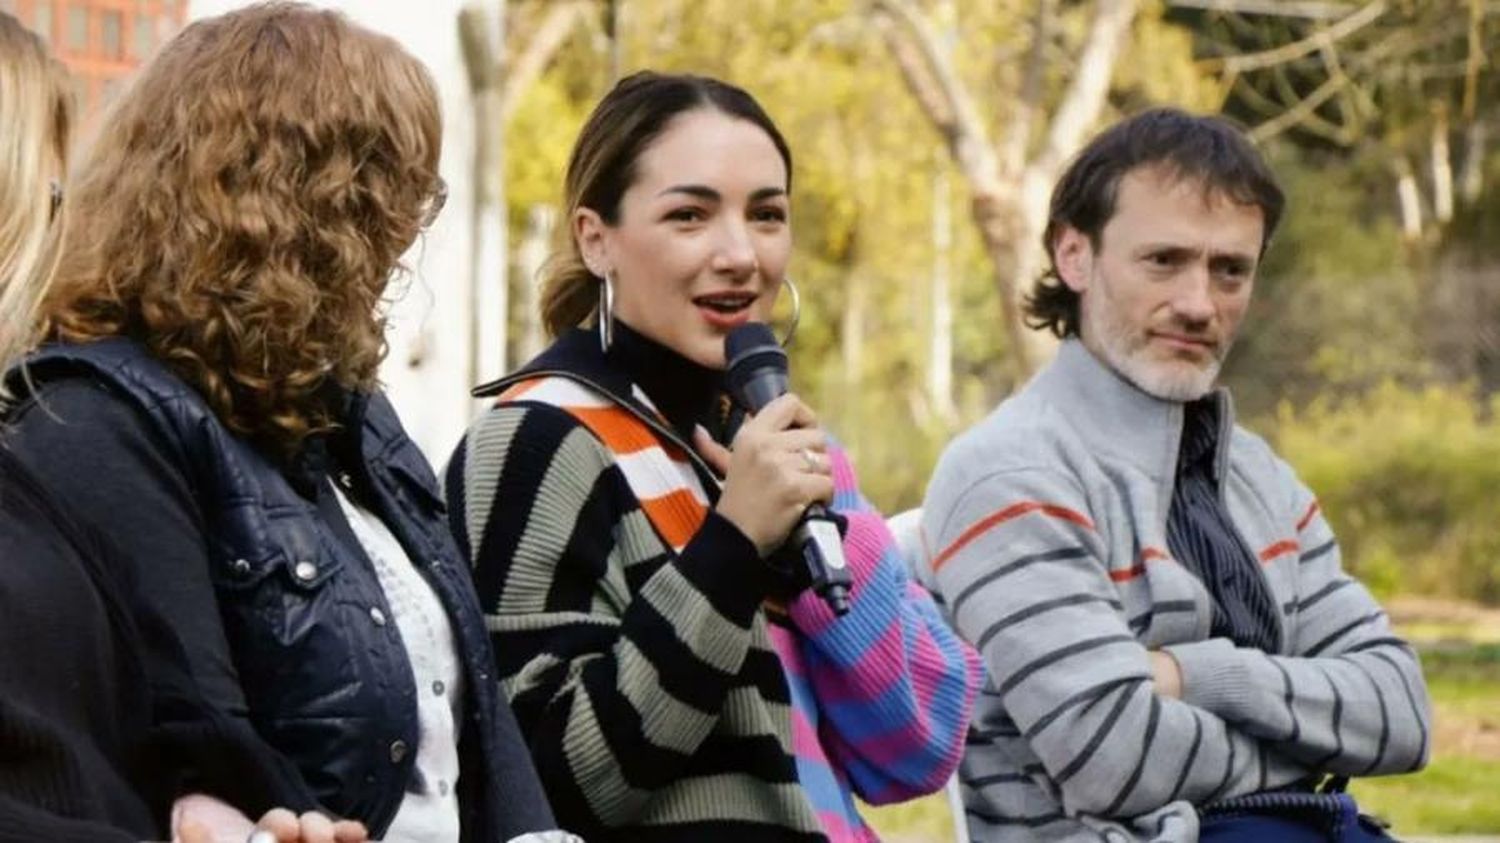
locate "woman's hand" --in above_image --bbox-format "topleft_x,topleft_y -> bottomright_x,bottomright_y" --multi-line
694,393 -> 834,556
171,794 -> 368,843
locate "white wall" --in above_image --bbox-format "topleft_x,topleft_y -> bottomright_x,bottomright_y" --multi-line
189,0 -> 485,465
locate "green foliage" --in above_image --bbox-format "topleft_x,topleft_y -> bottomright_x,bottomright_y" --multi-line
1353,755 -> 1500,834
1113,1 -> 1221,113
507,74 -> 590,215
1225,144 -> 1426,418
1271,383 -> 1500,604
1351,642 -> 1500,834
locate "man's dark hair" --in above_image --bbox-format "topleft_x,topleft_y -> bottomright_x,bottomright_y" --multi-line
1025,108 -> 1285,338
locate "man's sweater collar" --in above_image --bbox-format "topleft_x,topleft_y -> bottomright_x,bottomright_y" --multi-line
1030,338 -> 1236,488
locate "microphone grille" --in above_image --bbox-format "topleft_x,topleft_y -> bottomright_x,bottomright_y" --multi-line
724,322 -> 780,365
724,323 -> 787,406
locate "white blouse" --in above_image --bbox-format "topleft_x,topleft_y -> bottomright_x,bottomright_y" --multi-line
332,483 -> 463,843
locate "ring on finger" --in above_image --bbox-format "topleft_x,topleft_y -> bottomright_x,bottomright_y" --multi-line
799,447 -> 823,472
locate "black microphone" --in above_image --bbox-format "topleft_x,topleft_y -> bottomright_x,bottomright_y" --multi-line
724,323 -> 852,616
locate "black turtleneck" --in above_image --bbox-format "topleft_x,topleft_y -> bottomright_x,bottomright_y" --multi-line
606,319 -> 733,446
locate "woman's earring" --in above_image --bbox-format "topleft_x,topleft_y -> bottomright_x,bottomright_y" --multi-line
778,276 -> 801,348
597,271 -> 616,353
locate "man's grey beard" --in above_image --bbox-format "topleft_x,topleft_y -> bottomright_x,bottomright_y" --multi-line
1086,302 -> 1226,403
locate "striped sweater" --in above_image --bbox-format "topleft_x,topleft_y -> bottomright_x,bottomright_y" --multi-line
445,331 -> 978,842
920,339 -> 1431,842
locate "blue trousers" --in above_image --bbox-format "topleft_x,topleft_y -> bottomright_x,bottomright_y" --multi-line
1201,794 -> 1396,842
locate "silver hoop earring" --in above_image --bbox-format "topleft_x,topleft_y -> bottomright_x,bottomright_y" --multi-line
779,276 -> 801,348
597,272 -> 616,353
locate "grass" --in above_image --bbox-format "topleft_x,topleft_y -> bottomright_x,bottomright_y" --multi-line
864,610 -> 1500,841
1352,642 -> 1500,834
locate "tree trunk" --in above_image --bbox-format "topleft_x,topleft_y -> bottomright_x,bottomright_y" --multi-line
517,204 -> 556,362
606,0 -> 625,83
929,168 -> 957,422
969,191 -> 1034,382
841,272 -> 867,437
1393,156 -> 1424,240
1431,102 -> 1454,224
1461,118 -> 1487,205
459,2 -> 509,388
927,0 -> 958,420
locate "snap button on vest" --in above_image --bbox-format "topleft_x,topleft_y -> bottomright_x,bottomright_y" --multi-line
231,558 -> 251,577
293,561 -> 318,582
389,740 -> 408,763
370,606 -> 387,626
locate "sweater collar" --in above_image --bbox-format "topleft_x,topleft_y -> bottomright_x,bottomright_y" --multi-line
472,324 -> 727,440
1031,338 -> 1235,486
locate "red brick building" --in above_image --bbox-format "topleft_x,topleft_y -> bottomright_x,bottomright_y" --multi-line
2,0 -> 187,120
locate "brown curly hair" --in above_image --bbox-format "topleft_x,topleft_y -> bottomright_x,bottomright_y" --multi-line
42,2 -> 442,454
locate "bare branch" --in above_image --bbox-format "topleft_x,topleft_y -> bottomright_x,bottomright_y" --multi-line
1034,0 -> 1139,175
871,15 -> 957,141
1001,0 -> 1055,176
1317,33 -> 1353,126
870,0 -> 1000,189
1462,0 -> 1486,121
1204,0 -> 1387,73
501,0 -> 590,123
1165,0 -> 1359,18
1249,73 -> 1352,142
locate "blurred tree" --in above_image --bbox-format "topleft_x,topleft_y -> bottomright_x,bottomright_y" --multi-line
1175,0 -> 1497,242
869,0 -> 1140,380
459,0 -> 592,386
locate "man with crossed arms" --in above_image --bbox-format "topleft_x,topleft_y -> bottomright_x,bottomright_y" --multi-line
921,109 -> 1430,841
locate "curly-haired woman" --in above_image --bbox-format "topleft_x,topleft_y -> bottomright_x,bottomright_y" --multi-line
5,5 -> 563,841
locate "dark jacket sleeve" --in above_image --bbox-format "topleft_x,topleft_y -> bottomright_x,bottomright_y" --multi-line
0,795 -> 136,843
5,378 -> 319,818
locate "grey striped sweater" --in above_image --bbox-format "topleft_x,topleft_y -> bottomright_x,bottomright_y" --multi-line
920,340 -> 1430,841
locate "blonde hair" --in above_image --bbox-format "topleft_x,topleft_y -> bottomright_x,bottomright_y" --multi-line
43,3 -> 442,455
0,11 -> 72,378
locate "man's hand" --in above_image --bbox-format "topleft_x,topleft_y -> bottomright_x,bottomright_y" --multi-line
1149,650 -> 1183,699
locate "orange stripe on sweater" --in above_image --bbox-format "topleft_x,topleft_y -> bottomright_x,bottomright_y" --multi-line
1296,501 -> 1321,532
497,379 -> 543,403
1259,540 -> 1300,563
932,501 -> 1095,572
1109,546 -> 1168,582
639,488 -> 708,549
567,406 -> 663,455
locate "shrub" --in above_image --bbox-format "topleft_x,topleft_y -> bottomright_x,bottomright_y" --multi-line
1270,382 -> 1500,604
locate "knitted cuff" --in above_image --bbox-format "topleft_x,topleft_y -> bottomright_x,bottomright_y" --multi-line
1163,637 -> 1255,720
674,510 -> 774,628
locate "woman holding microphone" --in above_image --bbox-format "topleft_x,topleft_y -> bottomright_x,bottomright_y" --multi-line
446,70 -> 979,842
